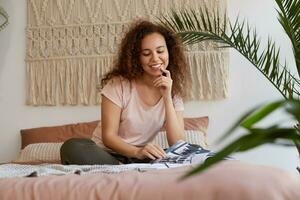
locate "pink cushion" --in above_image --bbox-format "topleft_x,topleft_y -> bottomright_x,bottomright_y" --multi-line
20,121 -> 99,149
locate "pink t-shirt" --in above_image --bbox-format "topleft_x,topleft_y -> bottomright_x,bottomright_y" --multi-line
91,76 -> 184,151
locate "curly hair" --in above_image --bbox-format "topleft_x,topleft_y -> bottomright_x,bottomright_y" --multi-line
101,20 -> 190,98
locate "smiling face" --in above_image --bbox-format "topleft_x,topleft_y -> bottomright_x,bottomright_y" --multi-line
139,32 -> 169,78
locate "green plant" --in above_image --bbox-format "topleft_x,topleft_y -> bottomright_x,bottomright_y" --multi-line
0,6 -> 8,31
183,99 -> 300,178
159,0 -> 300,177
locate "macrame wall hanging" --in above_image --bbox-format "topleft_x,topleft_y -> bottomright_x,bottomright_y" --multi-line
26,0 -> 229,106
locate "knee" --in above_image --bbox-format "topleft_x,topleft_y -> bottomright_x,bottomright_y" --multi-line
61,138 -> 78,151
60,138 -> 89,155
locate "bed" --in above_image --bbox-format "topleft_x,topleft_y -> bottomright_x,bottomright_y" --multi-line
0,118 -> 299,200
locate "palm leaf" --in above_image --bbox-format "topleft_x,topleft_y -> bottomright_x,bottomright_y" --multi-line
0,6 -> 8,31
217,100 -> 293,143
159,7 -> 299,100
181,99 -> 300,179
275,0 -> 300,77
183,128 -> 300,179
158,1 -> 300,179
240,101 -> 283,128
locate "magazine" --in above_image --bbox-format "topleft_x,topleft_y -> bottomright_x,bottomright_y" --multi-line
152,140 -> 232,166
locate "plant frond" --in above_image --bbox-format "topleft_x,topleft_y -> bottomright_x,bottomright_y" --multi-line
158,6 -> 299,100
275,0 -> 300,77
182,99 -> 300,178
0,6 -> 9,31
159,3 -> 300,179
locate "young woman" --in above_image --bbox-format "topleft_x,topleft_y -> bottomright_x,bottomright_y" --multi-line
60,20 -> 190,165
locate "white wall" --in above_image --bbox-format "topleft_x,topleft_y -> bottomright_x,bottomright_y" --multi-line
0,0 -> 298,175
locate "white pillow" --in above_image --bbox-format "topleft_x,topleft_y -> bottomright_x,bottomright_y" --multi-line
15,143 -> 62,162
152,130 -> 208,149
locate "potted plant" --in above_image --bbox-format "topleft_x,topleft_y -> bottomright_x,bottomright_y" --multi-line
159,0 -> 300,177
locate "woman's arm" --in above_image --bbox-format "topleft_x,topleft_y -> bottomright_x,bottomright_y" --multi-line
164,98 -> 185,146
153,68 -> 185,146
101,96 -> 165,159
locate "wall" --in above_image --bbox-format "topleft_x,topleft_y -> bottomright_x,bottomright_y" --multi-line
0,0 -> 298,175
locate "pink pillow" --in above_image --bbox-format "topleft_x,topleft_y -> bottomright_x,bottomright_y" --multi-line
20,121 -> 99,149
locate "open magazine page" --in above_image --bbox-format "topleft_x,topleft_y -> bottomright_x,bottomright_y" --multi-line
123,140 -> 234,171
152,140 -> 233,167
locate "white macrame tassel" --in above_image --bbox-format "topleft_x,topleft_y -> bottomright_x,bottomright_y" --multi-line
26,56 -> 114,105
26,0 -> 228,106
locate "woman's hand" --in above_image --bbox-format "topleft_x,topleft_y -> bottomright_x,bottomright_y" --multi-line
135,143 -> 166,160
153,68 -> 173,98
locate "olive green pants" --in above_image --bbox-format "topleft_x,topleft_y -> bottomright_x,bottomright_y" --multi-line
60,138 -> 151,165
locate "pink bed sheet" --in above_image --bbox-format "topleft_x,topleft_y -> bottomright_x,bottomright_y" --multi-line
0,161 -> 299,200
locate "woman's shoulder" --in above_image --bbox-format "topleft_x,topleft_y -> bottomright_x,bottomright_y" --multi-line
105,76 -> 132,88
101,76 -> 133,107
102,76 -> 133,98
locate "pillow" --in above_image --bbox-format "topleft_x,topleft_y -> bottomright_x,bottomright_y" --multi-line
152,130 -> 207,149
20,121 -> 99,149
17,117 -> 208,163
152,117 -> 209,149
13,143 -> 62,164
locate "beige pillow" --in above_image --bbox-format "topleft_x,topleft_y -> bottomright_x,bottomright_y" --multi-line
14,143 -> 62,164
152,130 -> 208,149
153,116 -> 209,149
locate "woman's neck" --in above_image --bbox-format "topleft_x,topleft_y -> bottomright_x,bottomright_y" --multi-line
137,74 -> 158,88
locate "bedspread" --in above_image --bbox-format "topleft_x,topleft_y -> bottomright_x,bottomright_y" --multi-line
0,161 -> 299,200
0,163 -> 174,178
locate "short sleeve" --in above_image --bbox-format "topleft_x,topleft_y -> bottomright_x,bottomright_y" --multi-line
101,77 -> 123,108
173,95 -> 184,111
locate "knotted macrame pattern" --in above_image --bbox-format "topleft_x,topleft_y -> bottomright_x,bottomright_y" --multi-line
26,0 -> 229,105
